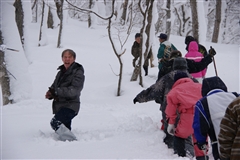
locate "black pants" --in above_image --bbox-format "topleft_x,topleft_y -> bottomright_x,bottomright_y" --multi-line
50,108 -> 76,131
174,136 -> 186,157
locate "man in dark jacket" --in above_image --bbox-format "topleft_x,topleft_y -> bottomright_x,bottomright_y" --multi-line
131,33 -> 152,76
45,49 -> 85,141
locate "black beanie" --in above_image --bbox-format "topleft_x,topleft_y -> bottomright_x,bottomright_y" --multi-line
173,57 -> 188,70
174,71 -> 189,82
185,36 -> 195,45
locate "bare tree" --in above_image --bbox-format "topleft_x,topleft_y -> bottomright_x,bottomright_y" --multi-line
120,0 -> 128,25
212,0 -> 221,43
165,0 -> 171,38
38,0 -> 45,46
57,0 -> 64,48
189,0 -> 199,41
0,31 -> 11,105
65,0 -> 132,96
13,0 -> 24,46
31,0 -> 38,22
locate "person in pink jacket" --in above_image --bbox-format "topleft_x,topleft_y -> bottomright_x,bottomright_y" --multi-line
166,71 -> 206,160
185,41 -> 207,83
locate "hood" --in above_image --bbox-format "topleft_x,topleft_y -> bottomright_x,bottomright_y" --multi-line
188,41 -> 199,52
202,76 -> 227,97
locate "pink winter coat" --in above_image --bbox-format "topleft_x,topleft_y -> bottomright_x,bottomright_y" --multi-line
166,78 -> 202,138
185,41 -> 207,78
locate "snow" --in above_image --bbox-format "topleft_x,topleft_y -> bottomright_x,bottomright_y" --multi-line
1,1 -> 240,160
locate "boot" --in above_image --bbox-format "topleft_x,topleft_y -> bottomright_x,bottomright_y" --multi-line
56,124 -> 77,141
174,136 -> 186,157
163,132 -> 174,148
143,66 -> 148,76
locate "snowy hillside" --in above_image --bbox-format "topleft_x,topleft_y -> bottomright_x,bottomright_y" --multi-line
1,1 -> 240,160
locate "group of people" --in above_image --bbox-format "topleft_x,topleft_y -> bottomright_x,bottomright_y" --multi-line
133,33 -> 240,160
2,33 -> 239,159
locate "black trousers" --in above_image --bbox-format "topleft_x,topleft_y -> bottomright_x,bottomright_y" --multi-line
50,108 -> 76,131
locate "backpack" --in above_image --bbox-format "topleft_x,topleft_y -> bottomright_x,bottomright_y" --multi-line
163,45 -> 172,61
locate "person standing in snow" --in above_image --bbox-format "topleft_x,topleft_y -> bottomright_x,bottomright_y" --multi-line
185,36 -> 208,57
193,76 -> 239,160
131,33 -> 152,76
45,49 -> 85,141
166,71 -> 205,159
157,33 -> 177,80
185,41 -> 207,83
218,96 -> 240,160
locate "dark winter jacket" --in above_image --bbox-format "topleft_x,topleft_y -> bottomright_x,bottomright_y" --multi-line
158,54 -> 213,80
131,41 -> 140,59
134,70 -> 195,133
51,62 -> 85,114
192,76 -> 238,160
219,97 -> 240,160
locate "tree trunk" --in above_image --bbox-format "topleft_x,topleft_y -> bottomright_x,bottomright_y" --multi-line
57,0 -> 64,48
47,6 -> 54,29
190,0 -> 199,41
31,0 -> 38,23
165,0 -> 171,38
88,0 -> 93,28
212,0 -> 221,43
0,31 -> 11,105
38,1 -> 45,46
121,0 -> 128,25
13,0 -> 24,46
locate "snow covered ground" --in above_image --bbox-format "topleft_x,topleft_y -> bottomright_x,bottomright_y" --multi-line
1,1 -> 239,160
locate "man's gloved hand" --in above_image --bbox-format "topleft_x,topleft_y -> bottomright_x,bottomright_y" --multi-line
133,97 -> 138,104
48,87 -> 57,98
0,44 -> 6,51
167,124 -> 175,136
196,141 -> 208,150
208,46 -> 216,57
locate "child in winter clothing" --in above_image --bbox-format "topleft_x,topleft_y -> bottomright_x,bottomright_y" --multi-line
218,96 -> 240,160
185,36 -> 208,57
185,41 -> 207,83
166,71 -> 206,159
193,76 -> 239,160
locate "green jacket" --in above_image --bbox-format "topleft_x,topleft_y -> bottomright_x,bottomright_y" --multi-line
157,41 -> 177,69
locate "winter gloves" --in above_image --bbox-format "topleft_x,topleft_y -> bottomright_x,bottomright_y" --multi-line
196,141 -> 208,150
167,124 -> 175,136
208,47 -> 216,57
45,87 -> 57,100
133,97 -> 138,104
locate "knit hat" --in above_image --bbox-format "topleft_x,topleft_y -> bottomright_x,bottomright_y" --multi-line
135,33 -> 141,38
185,36 -> 195,45
173,57 -> 188,70
174,71 -> 188,82
158,33 -> 167,40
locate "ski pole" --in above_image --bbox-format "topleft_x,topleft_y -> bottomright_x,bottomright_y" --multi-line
211,46 -> 218,76
6,48 -> 19,52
